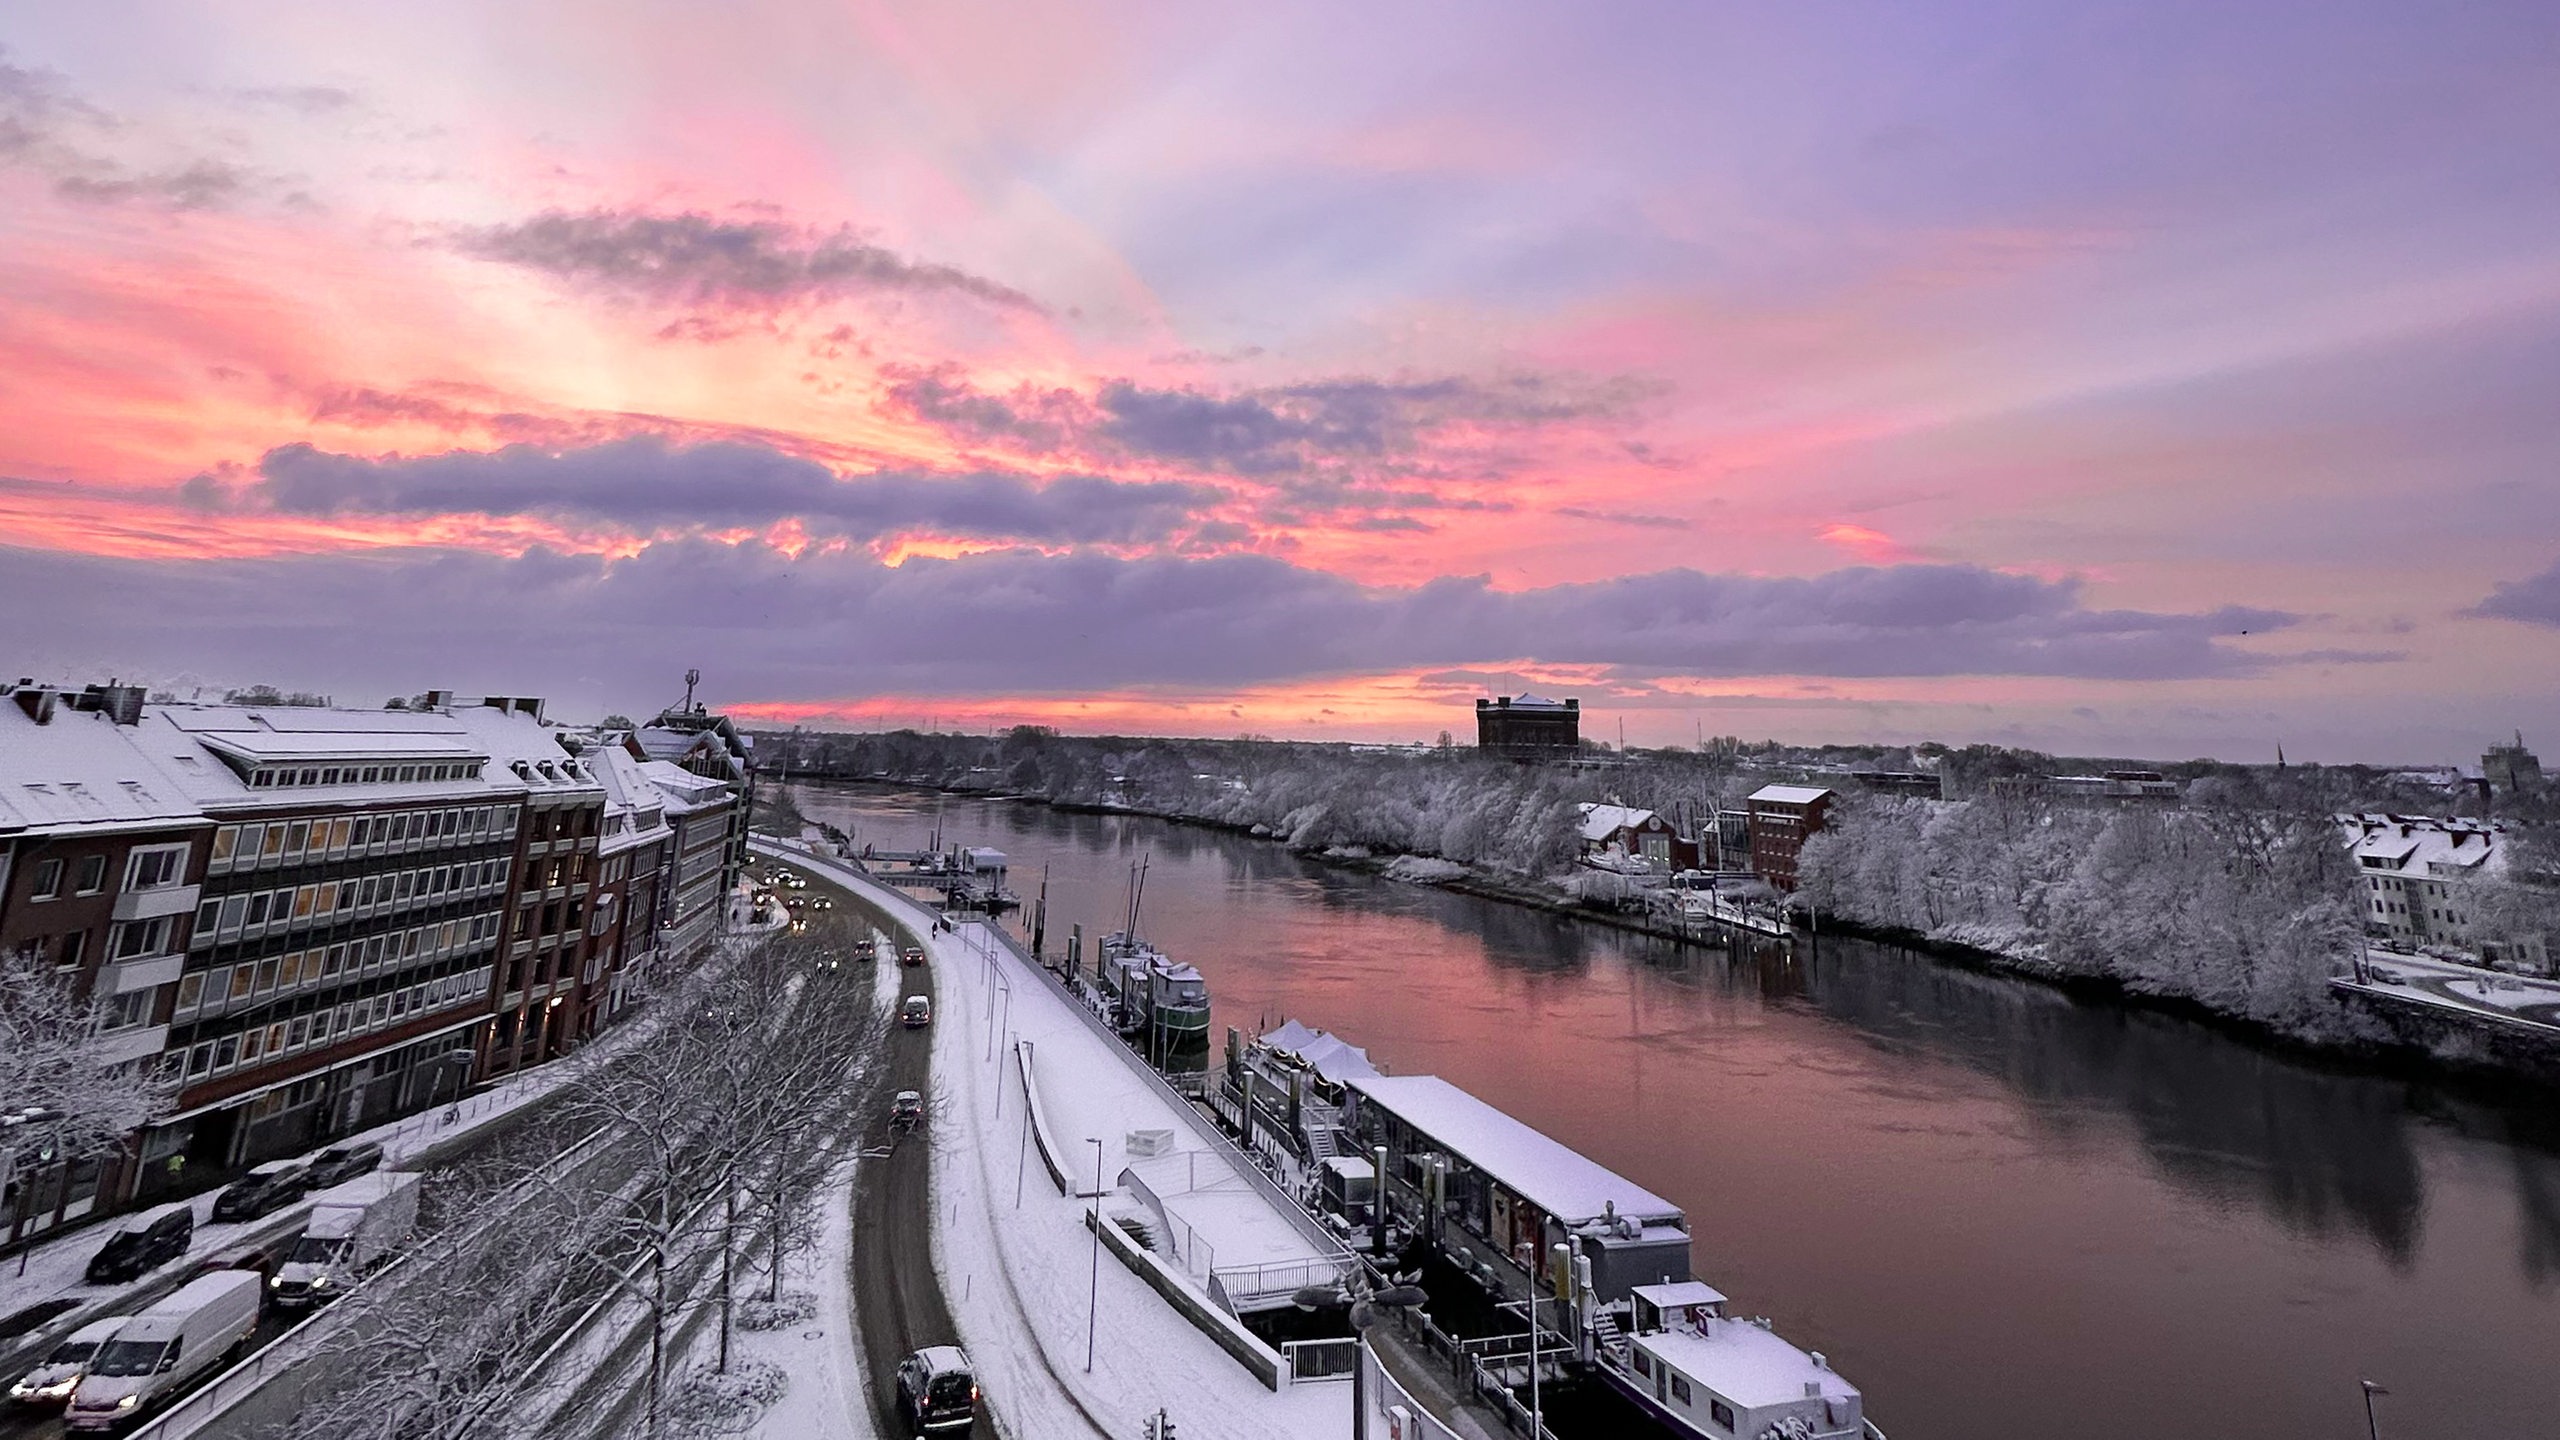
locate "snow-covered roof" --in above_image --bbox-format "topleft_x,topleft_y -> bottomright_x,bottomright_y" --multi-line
1633,1280 -> 1728,1311
1747,784 -> 1833,806
1577,803 -> 1656,842
2349,819 -> 2501,880
1637,1316 -> 1860,1411
1346,1074 -> 1683,1226
1505,693 -> 1570,710
0,701 -> 209,836
1295,1034 -> 1380,1084
639,759 -> 730,811
1260,1019 -> 1324,1053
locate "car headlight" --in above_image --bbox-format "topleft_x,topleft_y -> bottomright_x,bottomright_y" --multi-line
116,1393 -> 142,1410
270,1275 -> 284,1288
312,1275 -> 333,1289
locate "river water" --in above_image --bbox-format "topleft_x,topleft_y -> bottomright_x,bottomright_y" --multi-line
789,782 -> 2560,1440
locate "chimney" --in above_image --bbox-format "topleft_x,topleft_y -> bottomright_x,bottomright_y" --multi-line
423,689 -> 454,712
13,687 -> 58,725
80,683 -> 145,726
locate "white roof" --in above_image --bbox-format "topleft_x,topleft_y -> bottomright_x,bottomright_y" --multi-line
1747,784 -> 1832,806
1347,1074 -> 1682,1226
1260,1019 -> 1325,1053
0,702 -> 205,836
1577,802 -> 1656,842
2349,821 -> 2500,879
1638,1317 -> 1860,1410
1633,1280 -> 1728,1310
1296,1034 -> 1380,1084
1505,693 -> 1570,710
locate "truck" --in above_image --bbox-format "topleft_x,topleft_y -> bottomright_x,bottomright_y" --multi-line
268,1171 -> 420,1308
62,1271 -> 260,1431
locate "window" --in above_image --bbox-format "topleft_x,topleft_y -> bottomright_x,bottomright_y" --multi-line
127,844 -> 188,890
76,854 -> 107,894
227,966 -> 254,1001
110,917 -> 172,961
261,825 -> 285,858
59,930 -> 87,968
1633,1351 -> 1651,1378
187,1043 -> 214,1077
285,821 -> 309,855
211,826 -> 238,862
1671,1376 -> 1692,1405
196,898 -> 221,935
100,989 -> 155,1032
298,769 -> 318,786
30,857 -> 65,899
1708,1399 -> 1734,1429
176,972 -> 205,1014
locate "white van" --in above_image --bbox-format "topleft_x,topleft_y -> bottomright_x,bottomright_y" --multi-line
271,1171 -> 420,1306
63,1271 -> 260,1431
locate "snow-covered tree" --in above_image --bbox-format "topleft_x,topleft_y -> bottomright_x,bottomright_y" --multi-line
0,950 -> 171,1177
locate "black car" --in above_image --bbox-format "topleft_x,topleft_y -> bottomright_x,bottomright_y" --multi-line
82,1206 -> 193,1285
210,1160 -> 311,1222
304,1142 -> 384,1190
895,1346 -> 978,1433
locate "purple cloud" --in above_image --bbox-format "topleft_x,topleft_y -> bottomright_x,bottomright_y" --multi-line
0,540 -> 2308,708
187,436 -> 1222,546
457,210 -> 1040,313
2469,560 -> 2560,627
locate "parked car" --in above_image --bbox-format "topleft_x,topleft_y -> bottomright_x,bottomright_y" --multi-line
210,1160 -> 311,1222
890,1091 -> 925,1133
901,947 -> 925,968
186,1233 -> 291,1286
83,1205 -> 193,1286
8,1316 -> 127,1409
303,1142 -> 384,1190
895,1346 -> 978,1433
900,995 -> 932,1029
63,1272 -> 260,1431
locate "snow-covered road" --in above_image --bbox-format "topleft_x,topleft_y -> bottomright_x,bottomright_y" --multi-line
771,844 -> 1348,1440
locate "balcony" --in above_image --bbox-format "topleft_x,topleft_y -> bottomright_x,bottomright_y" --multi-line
112,883 -> 200,923
89,1025 -> 169,1067
101,954 -> 184,994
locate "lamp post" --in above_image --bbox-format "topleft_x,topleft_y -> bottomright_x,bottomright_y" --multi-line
1085,1137 -> 1105,1372
2361,1379 -> 2388,1440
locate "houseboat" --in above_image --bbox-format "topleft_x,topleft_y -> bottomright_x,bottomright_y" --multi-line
1599,1282 -> 1879,1440
1096,932 -> 1210,1078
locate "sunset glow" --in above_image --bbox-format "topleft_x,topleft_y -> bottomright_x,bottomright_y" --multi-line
6,2 -> 2559,757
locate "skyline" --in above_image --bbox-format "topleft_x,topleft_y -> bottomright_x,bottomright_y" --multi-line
5,2 -> 2559,761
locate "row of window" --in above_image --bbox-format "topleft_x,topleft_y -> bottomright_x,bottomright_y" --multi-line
192,857 -> 513,947
175,964 -> 494,1082
246,759 -> 486,789
175,911 -> 502,1023
208,805 -> 519,874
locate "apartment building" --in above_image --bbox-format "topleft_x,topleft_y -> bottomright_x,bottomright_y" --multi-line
0,684 -> 208,1242
638,759 -> 733,960
581,743 -> 674,1038
127,701 -> 532,1193
464,703 -> 607,1078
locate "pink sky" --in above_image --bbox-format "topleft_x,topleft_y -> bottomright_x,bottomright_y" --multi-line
4,1 -> 2558,760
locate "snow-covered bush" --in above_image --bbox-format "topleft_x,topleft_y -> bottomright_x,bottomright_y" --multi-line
665,1357 -> 788,1433
737,1290 -> 817,1332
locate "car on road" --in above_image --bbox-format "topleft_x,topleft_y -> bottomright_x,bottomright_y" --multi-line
83,1204 -> 194,1286
900,995 -> 932,1029
9,1315 -> 127,1409
305,1141 -> 384,1189
64,1272 -> 260,1432
901,946 -> 925,967
895,1345 -> 979,1433
211,1159 -> 312,1222
890,1090 -> 925,1133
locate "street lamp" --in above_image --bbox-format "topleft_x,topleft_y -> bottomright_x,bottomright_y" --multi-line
1085,1137 -> 1105,1373
2361,1379 -> 2388,1440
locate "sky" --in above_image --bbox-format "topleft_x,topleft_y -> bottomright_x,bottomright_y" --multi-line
3,1 -> 2557,762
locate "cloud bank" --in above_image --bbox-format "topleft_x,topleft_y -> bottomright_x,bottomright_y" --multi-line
186,437 -> 1222,546
0,539 -> 2299,706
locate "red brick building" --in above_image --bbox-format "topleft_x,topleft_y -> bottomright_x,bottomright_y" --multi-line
1745,785 -> 1834,892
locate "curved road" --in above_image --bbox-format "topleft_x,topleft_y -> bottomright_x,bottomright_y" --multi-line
813,879 -> 992,1440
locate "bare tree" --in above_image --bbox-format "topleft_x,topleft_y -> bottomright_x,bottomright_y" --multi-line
0,951 -> 172,1220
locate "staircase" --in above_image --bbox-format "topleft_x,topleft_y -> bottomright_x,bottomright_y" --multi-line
1305,1124 -> 1340,1162
1588,1308 -> 1630,1365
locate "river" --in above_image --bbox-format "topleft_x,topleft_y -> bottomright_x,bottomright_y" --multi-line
788,782 -> 2560,1440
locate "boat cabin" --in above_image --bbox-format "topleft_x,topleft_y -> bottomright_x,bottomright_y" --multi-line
1620,1281 -> 1866,1440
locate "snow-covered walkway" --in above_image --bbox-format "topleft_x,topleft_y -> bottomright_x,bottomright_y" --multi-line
2333,949 -> 2560,1034
774,844 -> 1350,1440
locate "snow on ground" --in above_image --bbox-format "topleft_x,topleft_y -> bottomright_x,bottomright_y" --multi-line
794,852 -> 1349,1440
726,1144 -> 876,1440
2336,949 -> 2560,1033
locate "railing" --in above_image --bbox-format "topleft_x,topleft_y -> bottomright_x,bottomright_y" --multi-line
1284,1336 -> 1359,1382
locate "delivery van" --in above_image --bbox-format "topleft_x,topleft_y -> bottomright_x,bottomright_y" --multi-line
270,1171 -> 420,1307
63,1271 -> 260,1431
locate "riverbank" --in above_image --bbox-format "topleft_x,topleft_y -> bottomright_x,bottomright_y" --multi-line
789,772 -> 2560,1094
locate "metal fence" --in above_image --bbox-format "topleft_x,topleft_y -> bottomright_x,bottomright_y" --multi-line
1284,1336 -> 1359,1382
